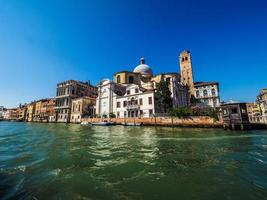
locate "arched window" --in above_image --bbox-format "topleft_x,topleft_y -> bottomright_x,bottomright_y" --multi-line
203,90 -> 208,97
117,75 -> 121,83
211,88 -> 216,96
196,90 -> 200,97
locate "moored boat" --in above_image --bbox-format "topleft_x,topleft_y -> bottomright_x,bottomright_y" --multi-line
80,121 -> 91,126
122,122 -> 143,126
91,121 -> 115,126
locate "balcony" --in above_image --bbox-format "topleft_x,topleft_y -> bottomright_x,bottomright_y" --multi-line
126,104 -> 140,110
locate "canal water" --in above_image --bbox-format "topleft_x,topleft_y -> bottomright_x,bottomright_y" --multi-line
1,122 -> 267,200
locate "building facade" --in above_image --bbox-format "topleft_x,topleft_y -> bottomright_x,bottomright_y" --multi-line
33,98 -> 55,122
3,108 -> 18,120
55,80 -> 97,122
96,57 -> 189,118
246,102 -> 262,123
194,82 -> 220,108
221,102 -> 250,130
0,106 -> 5,119
17,104 -> 27,121
257,89 -> 267,123
26,102 -> 36,122
70,96 -> 96,123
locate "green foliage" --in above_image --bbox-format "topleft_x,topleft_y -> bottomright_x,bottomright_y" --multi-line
154,81 -> 173,113
169,107 -> 193,118
192,106 -> 220,120
109,112 -> 116,118
102,114 -> 107,118
169,106 -> 220,120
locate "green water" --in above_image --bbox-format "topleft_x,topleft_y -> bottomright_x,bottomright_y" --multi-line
1,122 -> 267,200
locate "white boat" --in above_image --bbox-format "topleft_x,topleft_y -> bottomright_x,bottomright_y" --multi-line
91,121 -> 114,126
80,121 -> 91,126
122,122 -> 143,126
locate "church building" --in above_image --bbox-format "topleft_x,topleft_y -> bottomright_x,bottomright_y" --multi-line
96,57 -> 189,118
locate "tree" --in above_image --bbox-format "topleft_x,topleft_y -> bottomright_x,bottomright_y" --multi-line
154,81 -> 173,113
109,112 -> 116,118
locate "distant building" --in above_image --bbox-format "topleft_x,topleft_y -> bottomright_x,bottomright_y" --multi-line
47,98 -> 56,122
70,96 -> 96,123
257,89 -> 267,123
55,80 -> 97,123
17,104 -> 27,121
33,98 -> 55,122
246,102 -> 262,123
0,106 -> 5,119
221,102 -> 250,130
26,102 -> 36,122
194,82 -> 220,108
3,108 -> 18,120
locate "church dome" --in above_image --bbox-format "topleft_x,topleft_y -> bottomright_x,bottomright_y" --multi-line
133,57 -> 153,77
100,79 -> 111,85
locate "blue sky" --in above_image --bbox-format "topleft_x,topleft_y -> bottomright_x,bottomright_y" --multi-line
0,0 -> 266,108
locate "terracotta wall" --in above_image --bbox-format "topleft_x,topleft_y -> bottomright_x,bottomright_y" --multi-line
82,116 -> 223,127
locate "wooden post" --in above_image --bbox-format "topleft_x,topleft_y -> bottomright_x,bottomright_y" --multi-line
231,124 -> 235,130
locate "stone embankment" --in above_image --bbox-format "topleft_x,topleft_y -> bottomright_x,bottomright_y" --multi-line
82,116 -> 223,128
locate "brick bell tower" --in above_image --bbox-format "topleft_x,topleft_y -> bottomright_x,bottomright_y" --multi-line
179,50 -> 195,98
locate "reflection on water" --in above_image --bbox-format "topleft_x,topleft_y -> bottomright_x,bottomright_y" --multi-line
1,122 -> 267,200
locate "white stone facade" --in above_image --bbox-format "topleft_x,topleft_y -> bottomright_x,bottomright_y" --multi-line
96,81 -> 155,118
194,82 -> 220,108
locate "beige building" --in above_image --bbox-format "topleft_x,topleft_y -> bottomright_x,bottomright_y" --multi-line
17,104 -> 27,121
3,108 -> 18,120
179,50 -> 194,98
55,80 -> 97,123
33,98 -> 55,122
246,102 -> 262,123
257,89 -> 267,123
70,96 -> 96,123
26,102 -> 36,122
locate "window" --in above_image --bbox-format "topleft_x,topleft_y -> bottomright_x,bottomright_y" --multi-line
231,108 -> 238,114
140,110 -> 143,116
148,97 -> 153,105
117,75 -> 121,83
203,90 -> 208,97
139,98 -> 143,105
135,88 -> 139,93
78,105 -> 81,112
149,109 -> 153,116
211,88 -> 216,96
123,101 -> 127,107
127,90 -> 130,95
166,77 -> 171,85
185,57 -> 188,61
182,57 -> 184,62
134,100 -> 138,105
129,76 -> 134,83
213,99 -> 217,107
117,102 -> 121,108
78,116 -> 80,119
196,90 -> 200,97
